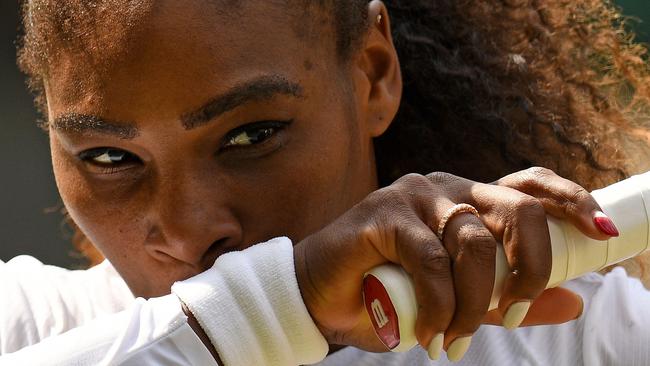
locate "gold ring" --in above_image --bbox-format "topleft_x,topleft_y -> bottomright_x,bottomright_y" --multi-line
436,203 -> 480,240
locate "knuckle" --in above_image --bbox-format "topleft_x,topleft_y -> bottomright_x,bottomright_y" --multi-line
398,172 -> 428,184
515,167 -> 556,190
426,172 -> 463,186
561,187 -> 590,217
366,187 -> 408,210
456,225 -> 497,263
569,186 -> 591,204
394,173 -> 431,191
358,223 -> 381,245
525,166 -> 556,179
511,196 -> 545,222
426,171 -> 457,185
568,186 -> 595,210
419,248 -> 452,279
408,226 -> 436,244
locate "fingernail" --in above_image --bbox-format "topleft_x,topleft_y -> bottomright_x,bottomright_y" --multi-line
447,336 -> 472,362
593,211 -> 619,237
503,301 -> 531,330
427,333 -> 444,360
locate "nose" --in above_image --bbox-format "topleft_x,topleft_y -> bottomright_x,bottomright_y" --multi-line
144,168 -> 243,271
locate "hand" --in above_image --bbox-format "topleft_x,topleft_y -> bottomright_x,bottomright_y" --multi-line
482,167 -> 613,326
293,168 -> 614,357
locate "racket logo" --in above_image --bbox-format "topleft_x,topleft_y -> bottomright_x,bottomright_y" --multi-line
371,299 -> 389,328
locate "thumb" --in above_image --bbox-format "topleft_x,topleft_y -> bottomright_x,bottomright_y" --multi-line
483,287 -> 583,327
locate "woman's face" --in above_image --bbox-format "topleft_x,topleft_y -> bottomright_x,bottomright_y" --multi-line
44,1 -> 395,297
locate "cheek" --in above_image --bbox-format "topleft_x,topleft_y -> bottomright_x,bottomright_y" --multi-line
230,162 -> 345,244
231,115 -> 364,242
51,137 -> 147,257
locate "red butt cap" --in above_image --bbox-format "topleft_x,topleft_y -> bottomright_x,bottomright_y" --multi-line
363,274 -> 401,350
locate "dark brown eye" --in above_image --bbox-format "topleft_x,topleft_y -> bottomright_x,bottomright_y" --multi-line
79,148 -> 140,166
222,120 -> 291,149
225,128 -> 274,147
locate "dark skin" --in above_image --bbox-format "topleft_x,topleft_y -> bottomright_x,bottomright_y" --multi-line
47,0 -> 381,298
44,0 -> 612,362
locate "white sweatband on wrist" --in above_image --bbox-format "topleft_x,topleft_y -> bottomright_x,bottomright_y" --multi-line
171,237 -> 329,366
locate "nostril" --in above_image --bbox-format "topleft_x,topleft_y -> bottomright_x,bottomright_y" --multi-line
201,238 -> 233,269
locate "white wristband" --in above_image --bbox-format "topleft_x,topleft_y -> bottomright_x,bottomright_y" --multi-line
172,237 -> 329,366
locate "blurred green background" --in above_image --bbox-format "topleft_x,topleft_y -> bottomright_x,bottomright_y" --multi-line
619,0 -> 650,42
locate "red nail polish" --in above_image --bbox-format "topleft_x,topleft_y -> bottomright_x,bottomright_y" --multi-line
593,211 -> 620,237
363,274 -> 401,350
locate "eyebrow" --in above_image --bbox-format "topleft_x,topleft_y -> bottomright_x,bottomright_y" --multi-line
51,75 -> 304,139
52,113 -> 139,139
180,74 -> 304,130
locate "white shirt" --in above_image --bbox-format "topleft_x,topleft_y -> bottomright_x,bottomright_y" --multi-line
1,238 -> 650,365
0,256 -> 216,365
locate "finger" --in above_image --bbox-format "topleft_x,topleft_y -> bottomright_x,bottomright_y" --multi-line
393,218 -> 455,358
467,184 -> 552,329
439,214 -> 497,361
494,167 -> 618,240
483,287 -> 583,326
391,174 -> 486,360
428,171 -> 587,331
426,174 -> 555,331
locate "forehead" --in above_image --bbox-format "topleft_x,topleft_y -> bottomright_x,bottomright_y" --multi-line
44,0 -> 336,114
31,0 -> 323,59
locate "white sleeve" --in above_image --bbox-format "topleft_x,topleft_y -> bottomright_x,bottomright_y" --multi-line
172,237 -> 329,366
0,256 -> 135,354
572,267 -> 650,366
0,295 -> 217,366
0,237 -> 328,366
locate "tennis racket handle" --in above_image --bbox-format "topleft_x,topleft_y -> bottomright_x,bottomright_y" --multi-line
363,172 -> 650,352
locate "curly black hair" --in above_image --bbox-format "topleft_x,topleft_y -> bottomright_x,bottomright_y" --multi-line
375,0 -> 650,190
314,0 -> 650,189
18,0 -> 650,194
